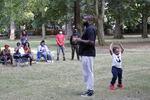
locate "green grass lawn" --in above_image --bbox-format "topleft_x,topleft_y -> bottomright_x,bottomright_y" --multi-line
0,36 -> 150,100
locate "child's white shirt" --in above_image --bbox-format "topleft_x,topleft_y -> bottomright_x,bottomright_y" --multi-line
19,47 -> 25,55
112,53 -> 122,68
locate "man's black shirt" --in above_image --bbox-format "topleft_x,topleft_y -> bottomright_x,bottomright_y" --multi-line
79,25 -> 96,57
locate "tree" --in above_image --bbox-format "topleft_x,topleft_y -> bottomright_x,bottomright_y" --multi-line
74,0 -> 81,33
136,0 -> 150,38
107,0 -> 129,39
27,0 -> 49,39
0,0 -> 32,40
95,0 -> 105,45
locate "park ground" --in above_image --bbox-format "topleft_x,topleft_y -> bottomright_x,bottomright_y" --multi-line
0,35 -> 150,100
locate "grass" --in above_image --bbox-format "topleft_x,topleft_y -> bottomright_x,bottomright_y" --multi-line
0,35 -> 150,100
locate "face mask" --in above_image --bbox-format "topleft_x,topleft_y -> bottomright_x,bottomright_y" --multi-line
59,31 -> 63,34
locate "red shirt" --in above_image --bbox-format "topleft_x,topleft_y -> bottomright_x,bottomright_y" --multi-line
24,47 -> 31,54
56,34 -> 65,46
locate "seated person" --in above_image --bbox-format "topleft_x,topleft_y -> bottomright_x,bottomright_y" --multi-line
13,42 -> 32,65
36,40 -> 52,62
23,42 -> 33,65
0,44 -> 13,65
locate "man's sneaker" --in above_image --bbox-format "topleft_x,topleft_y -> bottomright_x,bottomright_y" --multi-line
109,84 -> 115,90
117,84 -> 124,89
81,90 -> 94,97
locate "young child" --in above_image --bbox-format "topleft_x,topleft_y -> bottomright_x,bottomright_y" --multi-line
109,42 -> 124,90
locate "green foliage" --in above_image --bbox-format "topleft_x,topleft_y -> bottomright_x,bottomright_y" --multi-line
0,0 -> 149,34
80,0 -> 95,16
45,0 -> 67,23
0,0 -> 34,31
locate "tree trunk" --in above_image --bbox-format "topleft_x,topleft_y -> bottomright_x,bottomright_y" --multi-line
74,0 -> 81,34
9,21 -> 15,40
42,23 -> 46,40
142,13 -> 148,38
95,0 -> 105,46
66,19 -> 73,37
114,18 -> 124,39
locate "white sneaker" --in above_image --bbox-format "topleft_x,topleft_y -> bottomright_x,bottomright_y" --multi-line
47,60 -> 51,63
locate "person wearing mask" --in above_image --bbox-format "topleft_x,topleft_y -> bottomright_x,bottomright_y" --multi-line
73,21 -> 96,97
56,31 -> 66,61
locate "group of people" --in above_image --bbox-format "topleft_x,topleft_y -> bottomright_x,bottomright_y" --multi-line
0,21 -> 124,97
0,30 -> 67,66
0,30 -> 33,66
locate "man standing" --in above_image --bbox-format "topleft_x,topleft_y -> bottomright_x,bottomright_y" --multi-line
74,21 -> 96,97
70,29 -> 80,60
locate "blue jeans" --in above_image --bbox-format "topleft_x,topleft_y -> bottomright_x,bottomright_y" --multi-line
57,46 -> 65,58
36,52 -> 52,62
111,66 -> 123,85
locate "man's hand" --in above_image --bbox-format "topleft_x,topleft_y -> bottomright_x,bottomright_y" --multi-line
73,37 -> 81,42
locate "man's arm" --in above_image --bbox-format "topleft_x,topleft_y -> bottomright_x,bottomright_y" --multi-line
45,45 -> 50,53
74,28 -> 95,46
73,38 -> 94,45
37,46 -> 42,52
110,42 -> 113,55
119,43 -> 124,53
56,35 -> 61,45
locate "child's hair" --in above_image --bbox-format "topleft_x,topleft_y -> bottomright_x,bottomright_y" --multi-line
40,40 -> 45,45
17,42 -> 21,46
4,44 -> 9,48
113,46 -> 119,53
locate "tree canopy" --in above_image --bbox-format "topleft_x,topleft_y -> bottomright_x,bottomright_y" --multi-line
0,0 -> 149,41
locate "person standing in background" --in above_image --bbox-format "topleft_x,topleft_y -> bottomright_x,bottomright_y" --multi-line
20,30 -> 28,46
70,29 -> 80,60
56,31 -> 66,61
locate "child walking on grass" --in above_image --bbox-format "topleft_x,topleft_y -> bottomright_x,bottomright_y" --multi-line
109,42 -> 124,90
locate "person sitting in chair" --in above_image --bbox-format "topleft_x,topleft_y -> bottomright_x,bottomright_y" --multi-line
13,42 -> 32,66
36,40 -> 52,62
0,44 -> 13,65
23,42 -> 33,65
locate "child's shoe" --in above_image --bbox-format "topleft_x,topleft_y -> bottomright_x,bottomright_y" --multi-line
109,84 -> 115,90
117,84 -> 124,89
